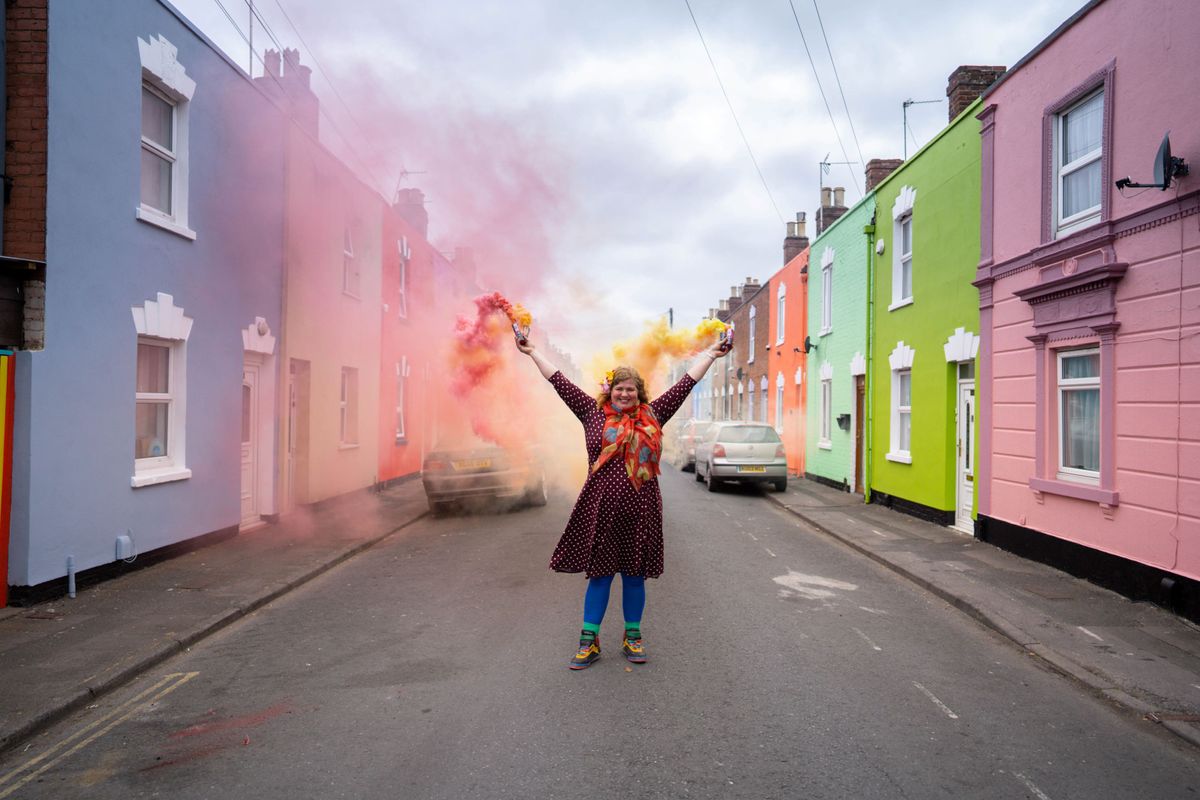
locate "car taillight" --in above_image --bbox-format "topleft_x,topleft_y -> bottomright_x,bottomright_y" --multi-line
775,444 -> 785,458
425,459 -> 449,472
712,444 -> 726,458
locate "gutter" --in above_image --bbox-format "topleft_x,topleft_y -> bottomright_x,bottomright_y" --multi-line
863,216 -> 876,501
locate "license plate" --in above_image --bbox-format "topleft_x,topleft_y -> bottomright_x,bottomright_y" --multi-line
452,459 -> 492,470
738,465 -> 766,473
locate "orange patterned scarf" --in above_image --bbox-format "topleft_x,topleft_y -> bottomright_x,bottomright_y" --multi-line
593,403 -> 662,490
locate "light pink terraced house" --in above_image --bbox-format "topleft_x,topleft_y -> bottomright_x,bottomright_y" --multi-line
973,0 -> 1199,598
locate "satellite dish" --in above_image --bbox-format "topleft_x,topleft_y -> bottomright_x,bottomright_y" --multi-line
1116,131 -> 1189,191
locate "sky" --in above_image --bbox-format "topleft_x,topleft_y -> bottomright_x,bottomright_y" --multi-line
173,0 -> 1085,364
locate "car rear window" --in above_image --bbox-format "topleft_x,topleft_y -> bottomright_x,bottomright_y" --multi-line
717,426 -> 781,443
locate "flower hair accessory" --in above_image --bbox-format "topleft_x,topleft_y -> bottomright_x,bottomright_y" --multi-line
600,369 -> 614,394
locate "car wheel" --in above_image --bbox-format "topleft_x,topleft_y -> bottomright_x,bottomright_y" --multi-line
429,500 -> 452,517
774,478 -> 788,492
526,475 -> 548,507
706,469 -> 720,492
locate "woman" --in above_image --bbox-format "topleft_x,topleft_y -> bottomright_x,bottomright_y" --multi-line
517,336 -> 727,669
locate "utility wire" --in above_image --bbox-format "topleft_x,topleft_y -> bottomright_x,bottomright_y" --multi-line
210,0 -> 386,192
683,0 -> 785,225
810,0 -> 864,169
787,0 -> 861,198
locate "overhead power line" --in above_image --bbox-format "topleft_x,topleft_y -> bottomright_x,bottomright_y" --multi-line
787,0 -> 861,198
809,0 -> 865,169
683,0 -> 785,225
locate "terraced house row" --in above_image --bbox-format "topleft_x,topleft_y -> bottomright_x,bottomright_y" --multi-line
694,0 -> 1200,612
0,0 -> 580,605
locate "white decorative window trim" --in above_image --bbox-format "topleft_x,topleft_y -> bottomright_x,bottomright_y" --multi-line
397,237 -> 410,319
132,292 -> 193,341
738,381 -> 744,395
888,341 -> 916,371
820,247 -> 835,337
776,371 -> 785,388
819,362 -> 833,381
794,367 -> 804,385
748,306 -> 756,364
138,35 -> 195,240
892,185 -> 917,220
943,327 -> 980,363
849,352 -> 866,377
242,317 -> 276,355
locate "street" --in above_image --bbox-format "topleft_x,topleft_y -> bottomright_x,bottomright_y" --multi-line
1,468 -> 1197,799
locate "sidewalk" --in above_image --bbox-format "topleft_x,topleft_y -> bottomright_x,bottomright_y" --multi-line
766,478 -> 1200,749
0,479 -> 429,755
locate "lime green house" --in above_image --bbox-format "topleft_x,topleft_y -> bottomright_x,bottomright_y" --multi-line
805,193 -> 876,493
866,96 -> 983,532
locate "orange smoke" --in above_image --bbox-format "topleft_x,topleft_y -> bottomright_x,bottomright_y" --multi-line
588,317 -> 727,393
449,292 -> 534,446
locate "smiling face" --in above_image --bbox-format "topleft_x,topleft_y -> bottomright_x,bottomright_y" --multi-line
610,379 -> 639,410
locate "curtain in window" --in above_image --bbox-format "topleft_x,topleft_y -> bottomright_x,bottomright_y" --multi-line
1062,388 -> 1100,471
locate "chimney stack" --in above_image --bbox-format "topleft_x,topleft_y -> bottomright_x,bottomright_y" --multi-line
865,158 -> 903,191
946,65 -> 1006,121
393,188 -> 429,238
816,186 -> 848,235
784,211 -> 809,264
257,48 -> 319,137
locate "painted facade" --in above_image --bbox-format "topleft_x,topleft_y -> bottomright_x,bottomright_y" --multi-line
8,1 -> 286,586
868,98 -> 983,530
766,248 -> 809,475
976,0 -> 1200,580
805,196 -> 875,491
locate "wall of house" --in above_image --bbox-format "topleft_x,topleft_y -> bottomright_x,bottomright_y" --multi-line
277,125 -> 381,506
742,285 -> 771,424
868,99 -> 982,515
767,249 -> 809,475
805,197 -> 874,487
978,0 -> 1200,580
9,0 -> 286,585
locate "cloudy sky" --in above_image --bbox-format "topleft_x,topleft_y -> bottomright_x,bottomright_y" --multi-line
174,0 -> 1083,362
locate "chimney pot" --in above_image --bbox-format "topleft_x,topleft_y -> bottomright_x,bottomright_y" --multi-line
821,187 -> 832,207
833,187 -> 845,207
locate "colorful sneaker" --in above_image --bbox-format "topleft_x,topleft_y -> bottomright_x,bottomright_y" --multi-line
569,635 -> 601,670
622,632 -> 647,663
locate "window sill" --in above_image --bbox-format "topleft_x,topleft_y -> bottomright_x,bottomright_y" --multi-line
819,328 -> 832,337
887,297 -> 913,312
818,440 -> 832,451
131,465 -> 192,488
1029,476 -> 1118,506
885,451 -> 912,464
1054,211 -> 1100,241
395,436 -> 408,446
136,206 -> 196,241
342,291 -> 362,301
338,442 -> 360,451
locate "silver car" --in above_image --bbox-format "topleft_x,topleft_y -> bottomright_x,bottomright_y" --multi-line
421,443 -> 547,515
694,422 -> 788,492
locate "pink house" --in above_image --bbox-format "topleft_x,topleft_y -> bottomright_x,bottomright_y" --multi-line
974,0 -> 1199,594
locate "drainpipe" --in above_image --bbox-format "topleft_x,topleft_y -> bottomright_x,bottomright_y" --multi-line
863,216 -> 877,503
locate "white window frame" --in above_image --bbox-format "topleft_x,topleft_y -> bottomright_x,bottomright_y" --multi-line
340,366 -> 359,446
395,357 -> 409,442
397,237 -> 410,319
760,376 -> 768,423
748,306 -> 756,364
136,35 -> 196,240
1056,347 -> 1101,482
775,372 -> 784,432
1054,90 -> 1104,238
131,292 -> 192,487
890,186 -> 916,310
886,342 -> 916,464
820,247 -> 834,335
776,283 -> 786,344
343,226 -> 360,298
818,362 -> 833,450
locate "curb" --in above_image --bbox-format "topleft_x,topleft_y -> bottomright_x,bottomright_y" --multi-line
0,510 -> 427,756
763,491 -> 1200,751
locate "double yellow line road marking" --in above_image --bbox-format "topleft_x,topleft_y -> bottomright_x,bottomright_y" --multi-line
0,671 -> 199,798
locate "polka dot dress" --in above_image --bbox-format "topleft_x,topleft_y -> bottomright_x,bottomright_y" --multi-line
547,371 -> 697,579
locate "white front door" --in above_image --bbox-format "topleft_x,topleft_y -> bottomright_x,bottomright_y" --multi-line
955,380 -> 976,533
240,365 -> 260,529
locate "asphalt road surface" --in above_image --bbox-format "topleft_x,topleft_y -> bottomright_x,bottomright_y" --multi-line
2,469 -> 1198,799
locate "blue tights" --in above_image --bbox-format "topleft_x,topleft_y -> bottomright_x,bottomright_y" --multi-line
582,573 -> 645,627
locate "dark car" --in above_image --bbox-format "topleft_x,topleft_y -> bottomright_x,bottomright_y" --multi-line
694,421 -> 788,492
421,443 -> 547,515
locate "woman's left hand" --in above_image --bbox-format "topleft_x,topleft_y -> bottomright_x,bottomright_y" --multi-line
708,340 -> 729,359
